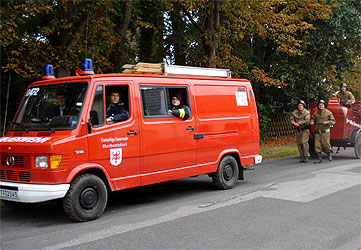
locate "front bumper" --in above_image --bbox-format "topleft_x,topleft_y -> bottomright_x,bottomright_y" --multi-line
0,181 -> 70,203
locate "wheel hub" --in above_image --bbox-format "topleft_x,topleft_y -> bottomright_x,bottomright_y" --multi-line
80,187 -> 98,210
223,164 -> 234,181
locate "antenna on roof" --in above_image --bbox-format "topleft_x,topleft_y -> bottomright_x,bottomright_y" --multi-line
85,13 -> 89,59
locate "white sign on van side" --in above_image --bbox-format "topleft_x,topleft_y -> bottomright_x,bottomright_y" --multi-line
0,137 -> 51,143
101,137 -> 128,149
235,91 -> 248,106
110,148 -> 122,166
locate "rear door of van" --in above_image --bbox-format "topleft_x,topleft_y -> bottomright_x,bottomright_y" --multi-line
138,81 -> 197,185
192,80 -> 256,168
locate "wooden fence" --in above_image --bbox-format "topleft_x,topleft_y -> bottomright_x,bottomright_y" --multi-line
266,112 -> 296,138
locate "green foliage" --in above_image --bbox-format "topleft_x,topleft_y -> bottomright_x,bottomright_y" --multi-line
256,102 -> 277,141
1,0 -> 360,137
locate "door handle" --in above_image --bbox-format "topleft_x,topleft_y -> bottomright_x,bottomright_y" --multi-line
186,127 -> 195,131
194,133 -> 204,139
127,131 -> 139,135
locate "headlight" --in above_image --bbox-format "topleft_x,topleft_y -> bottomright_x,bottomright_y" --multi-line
35,156 -> 48,169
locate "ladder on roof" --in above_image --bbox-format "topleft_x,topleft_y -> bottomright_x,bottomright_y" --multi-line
122,62 -> 231,78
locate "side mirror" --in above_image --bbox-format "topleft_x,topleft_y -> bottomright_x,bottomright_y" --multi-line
89,110 -> 99,125
87,121 -> 92,134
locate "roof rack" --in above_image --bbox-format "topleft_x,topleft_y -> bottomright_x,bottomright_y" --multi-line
122,62 -> 231,78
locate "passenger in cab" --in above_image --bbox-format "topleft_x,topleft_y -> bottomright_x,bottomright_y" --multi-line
106,91 -> 129,123
48,89 -> 78,119
168,95 -> 191,120
336,83 -> 355,108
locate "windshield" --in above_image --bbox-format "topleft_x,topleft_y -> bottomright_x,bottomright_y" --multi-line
11,82 -> 88,131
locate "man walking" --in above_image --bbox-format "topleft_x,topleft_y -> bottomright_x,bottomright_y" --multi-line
310,100 -> 336,164
290,100 -> 310,163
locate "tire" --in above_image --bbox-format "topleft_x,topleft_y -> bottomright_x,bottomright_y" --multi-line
309,138 -> 317,159
212,156 -> 239,190
63,174 -> 108,222
354,134 -> 361,159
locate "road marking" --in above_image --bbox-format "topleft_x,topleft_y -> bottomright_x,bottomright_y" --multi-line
42,162 -> 360,250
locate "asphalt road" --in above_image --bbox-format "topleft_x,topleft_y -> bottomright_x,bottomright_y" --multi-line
1,148 -> 360,250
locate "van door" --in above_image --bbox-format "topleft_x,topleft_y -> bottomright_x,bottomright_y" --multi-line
87,83 -> 141,190
139,85 -> 196,185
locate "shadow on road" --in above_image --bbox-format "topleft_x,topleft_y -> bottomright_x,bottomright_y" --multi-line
0,176 -> 216,223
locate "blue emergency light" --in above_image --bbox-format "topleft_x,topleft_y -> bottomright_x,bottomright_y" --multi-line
80,58 -> 95,75
42,64 -> 55,80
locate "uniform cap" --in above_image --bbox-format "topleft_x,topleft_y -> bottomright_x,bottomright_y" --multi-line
298,100 -> 306,107
318,99 -> 327,108
340,83 -> 347,89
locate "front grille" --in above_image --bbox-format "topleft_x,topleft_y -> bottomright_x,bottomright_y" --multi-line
0,154 -> 32,182
0,169 -> 31,182
0,154 -> 31,168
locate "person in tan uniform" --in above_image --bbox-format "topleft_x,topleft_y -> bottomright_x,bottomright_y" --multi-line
290,100 -> 310,163
310,100 -> 336,163
336,83 -> 355,107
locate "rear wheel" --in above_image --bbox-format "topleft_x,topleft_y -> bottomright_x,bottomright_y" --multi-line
354,134 -> 361,159
63,174 -> 108,222
212,156 -> 239,190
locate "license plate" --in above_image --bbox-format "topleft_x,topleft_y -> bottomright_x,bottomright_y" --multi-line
0,187 -> 19,199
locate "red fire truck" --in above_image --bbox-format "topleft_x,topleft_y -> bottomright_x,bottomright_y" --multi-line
309,98 -> 361,159
0,59 -> 262,221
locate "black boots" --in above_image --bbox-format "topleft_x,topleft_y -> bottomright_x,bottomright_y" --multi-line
314,153 -> 322,164
300,157 -> 309,163
314,152 -> 332,164
327,152 -> 332,161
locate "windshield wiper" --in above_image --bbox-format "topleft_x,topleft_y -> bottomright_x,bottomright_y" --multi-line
12,122 -> 29,133
29,118 -> 55,133
41,122 -> 56,133
37,121 -> 56,133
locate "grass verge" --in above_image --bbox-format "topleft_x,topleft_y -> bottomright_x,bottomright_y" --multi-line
260,136 -> 298,160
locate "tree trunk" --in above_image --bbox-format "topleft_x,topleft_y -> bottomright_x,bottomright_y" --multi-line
252,35 -> 265,96
53,2 -> 107,77
170,5 -> 186,65
119,0 -> 133,39
138,1 -> 163,62
139,27 -> 154,62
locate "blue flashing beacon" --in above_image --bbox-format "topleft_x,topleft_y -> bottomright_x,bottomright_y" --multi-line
42,64 -> 55,80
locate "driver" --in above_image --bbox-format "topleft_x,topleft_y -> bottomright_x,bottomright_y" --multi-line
336,83 -> 355,107
48,89 -> 78,119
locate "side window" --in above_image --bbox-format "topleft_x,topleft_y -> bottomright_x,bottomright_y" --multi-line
105,85 -> 130,124
140,85 -> 191,119
140,86 -> 167,117
90,85 -> 104,127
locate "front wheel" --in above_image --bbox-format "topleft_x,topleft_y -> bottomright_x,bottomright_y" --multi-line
63,174 -> 108,222
212,156 -> 239,190
354,134 -> 361,159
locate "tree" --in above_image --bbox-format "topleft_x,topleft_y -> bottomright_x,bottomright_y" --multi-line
0,0 -> 135,130
137,0 -> 165,62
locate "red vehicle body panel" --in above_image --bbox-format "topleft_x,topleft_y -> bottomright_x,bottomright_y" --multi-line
1,73 -> 261,195
310,98 -> 361,145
